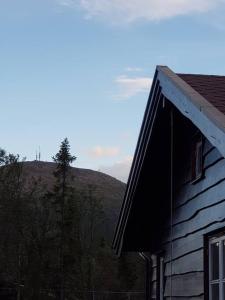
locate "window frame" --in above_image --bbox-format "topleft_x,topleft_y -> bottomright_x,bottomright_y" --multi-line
190,132 -> 203,184
156,254 -> 164,300
208,234 -> 225,300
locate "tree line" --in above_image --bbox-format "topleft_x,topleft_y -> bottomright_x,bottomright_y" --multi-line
0,139 -> 143,300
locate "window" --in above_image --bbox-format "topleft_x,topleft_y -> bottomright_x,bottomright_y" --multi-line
159,257 -> 164,300
156,255 -> 164,300
209,235 -> 225,300
191,133 -> 203,182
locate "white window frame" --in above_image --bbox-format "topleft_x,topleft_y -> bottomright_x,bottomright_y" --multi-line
209,235 -> 225,300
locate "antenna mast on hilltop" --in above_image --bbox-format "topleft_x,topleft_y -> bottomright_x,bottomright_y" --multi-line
38,146 -> 41,161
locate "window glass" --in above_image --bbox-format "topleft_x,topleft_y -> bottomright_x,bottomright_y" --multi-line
211,283 -> 219,300
209,236 -> 225,300
223,240 -> 225,279
160,257 -> 164,300
191,133 -> 203,182
195,141 -> 203,176
211,242 -> 219,280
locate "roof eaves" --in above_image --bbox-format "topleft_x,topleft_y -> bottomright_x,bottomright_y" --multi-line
113,65 -> 225,255
157,66 -> 225,158
112,70 -> 161,255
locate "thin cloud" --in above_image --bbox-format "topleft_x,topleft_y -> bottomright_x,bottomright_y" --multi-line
57,0 -> 223,23
88,146 -> 120,158
100,155 -> 133,183
115,75 -> 152,99
57,0 -> 76,7
125,67 -> 143,72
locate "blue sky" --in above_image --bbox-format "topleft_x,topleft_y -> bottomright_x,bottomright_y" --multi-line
1,0 -> 225,182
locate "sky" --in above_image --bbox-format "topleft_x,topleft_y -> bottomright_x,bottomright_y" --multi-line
1,0 -> 225,182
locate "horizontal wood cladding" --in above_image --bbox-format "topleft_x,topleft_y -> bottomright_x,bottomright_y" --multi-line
174,138 -> 217,189
164,272 -> 204,297
203,138 -> 214,156
164,249 -> 203,276
163,233 -> 203,261
151,139 -> 225,299
151,249 -> 203,282
166,200 -> 225,242
173,178 -> 225,226
175,158 -> 225,209
204,146 -> 223,170
162,216 -> 225,247
164,297 -> 204,300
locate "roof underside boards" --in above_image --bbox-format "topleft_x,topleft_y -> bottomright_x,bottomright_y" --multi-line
113,66 -> 225,255
119,98 -> 172,253
112,71 -> 161,254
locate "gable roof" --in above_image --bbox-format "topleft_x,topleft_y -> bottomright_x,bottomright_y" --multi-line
113,66 -> 225,255
178,73 -> 225,115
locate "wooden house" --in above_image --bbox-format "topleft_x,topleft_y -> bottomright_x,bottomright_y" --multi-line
113,66 -> 225,300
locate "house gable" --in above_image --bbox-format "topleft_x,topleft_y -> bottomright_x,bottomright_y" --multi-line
113,66 -> 225,255
158,67 -> 225,158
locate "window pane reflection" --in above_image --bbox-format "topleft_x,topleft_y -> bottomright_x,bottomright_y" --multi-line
211,242 -> 219,280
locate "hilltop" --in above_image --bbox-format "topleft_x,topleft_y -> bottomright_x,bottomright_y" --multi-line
23,161 -> 126,241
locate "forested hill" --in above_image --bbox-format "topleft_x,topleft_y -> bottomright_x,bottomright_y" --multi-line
0,158 -> 144,298
23,161 -> 126,241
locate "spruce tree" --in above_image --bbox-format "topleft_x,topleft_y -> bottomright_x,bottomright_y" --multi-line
52,138 -> 76,300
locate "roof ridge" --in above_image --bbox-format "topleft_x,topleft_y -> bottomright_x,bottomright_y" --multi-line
177,73 -> 225,78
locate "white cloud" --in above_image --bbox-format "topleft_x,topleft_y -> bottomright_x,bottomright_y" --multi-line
125,67 -> 143,72
100,155 -> 133,183
57,0 -> 223,23
115,75 -> 152,99
89,146 -> 120,158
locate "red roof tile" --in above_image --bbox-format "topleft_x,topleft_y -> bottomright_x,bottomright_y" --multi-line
177,73 -> 225,114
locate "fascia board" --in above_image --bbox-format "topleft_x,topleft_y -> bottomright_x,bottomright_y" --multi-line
158,66 -> 225,158
112,72 -> 159,254
113,65 -> 225,255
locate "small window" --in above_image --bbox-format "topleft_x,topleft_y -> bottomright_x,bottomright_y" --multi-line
159,257 -> 164,300
209,235 -> 225,300
156,255 -> 164,300
191,133 -> 203,182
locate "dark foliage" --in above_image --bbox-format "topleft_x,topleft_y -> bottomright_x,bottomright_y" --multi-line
0,142 -> 144,300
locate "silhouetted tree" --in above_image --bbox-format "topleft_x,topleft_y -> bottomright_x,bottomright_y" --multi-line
0,145 -> 143,300
52,138 -> 76,300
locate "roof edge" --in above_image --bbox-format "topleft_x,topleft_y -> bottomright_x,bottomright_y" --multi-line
113,65 -> 225,255
112,70 -> 160,255
157,66 -> 225,158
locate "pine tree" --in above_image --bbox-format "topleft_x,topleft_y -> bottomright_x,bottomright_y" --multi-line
52,138 -> 76,300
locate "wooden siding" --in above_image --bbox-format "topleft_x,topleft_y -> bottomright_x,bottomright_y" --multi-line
164,298 -> 204,300
150,138 -> 225,299
164,272 -> 204,297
